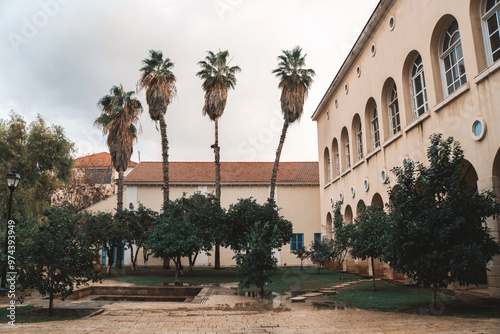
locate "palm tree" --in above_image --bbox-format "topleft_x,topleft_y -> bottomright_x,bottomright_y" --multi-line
95,84 -> 142,270
196,50 -> 240,269
270,46 -> 315,202
138,50 -> 177,207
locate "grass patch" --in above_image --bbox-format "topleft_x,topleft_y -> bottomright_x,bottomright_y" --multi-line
0,305 -> 98,324
333,281 -> 452,311
332,281 -> 500,318
102,266 -> 361,293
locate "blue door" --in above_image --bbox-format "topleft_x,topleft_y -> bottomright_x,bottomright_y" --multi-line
102,243 -> 124,266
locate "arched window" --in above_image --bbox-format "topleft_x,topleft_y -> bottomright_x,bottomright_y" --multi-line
441,19 -> 467,95
333,139 -> 340,177
410,55 -> 428,119
356,121 -> 363,160
345,131 -> 351,169
483,0 -> 500,64
323,148 -> 331,183
388,84 -> 401,135
370,105 -> 380,149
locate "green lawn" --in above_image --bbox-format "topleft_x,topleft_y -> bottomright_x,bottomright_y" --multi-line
102,266 -> 361,293
0,305 -> 98,324
332,281 -> 500,318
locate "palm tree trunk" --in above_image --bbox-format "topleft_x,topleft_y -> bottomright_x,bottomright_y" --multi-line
270,119 -> 289,202
159,116 -> 170,207
214,118 -> 221,270
116,171 -> 124,269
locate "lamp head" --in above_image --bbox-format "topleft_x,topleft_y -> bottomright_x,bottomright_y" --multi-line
6,171 -> 21,190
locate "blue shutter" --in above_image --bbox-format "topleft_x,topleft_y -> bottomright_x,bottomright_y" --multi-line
102,248 -> 106,265
298,234 -> 304,248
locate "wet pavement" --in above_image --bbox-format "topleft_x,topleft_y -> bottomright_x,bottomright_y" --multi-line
1,280 -> 499,334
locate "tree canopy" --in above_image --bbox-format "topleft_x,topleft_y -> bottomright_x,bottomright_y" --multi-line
0,112 -> 73,222
385,134 -> 500,303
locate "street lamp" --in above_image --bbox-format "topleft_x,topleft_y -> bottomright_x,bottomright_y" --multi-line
0,171 -> 21,292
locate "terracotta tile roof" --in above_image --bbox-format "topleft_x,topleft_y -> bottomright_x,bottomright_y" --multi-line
124,162 -> 319,184
74,152 -> 138,167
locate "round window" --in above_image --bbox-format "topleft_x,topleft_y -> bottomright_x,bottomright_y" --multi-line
344,83 -> 349,94
350,186 -> 355,198
381,169 -> 388,183
340,192 -> 344,202
334,98 -> 338,108
364,178 -> 369,191
356,65 -> 361,77
389,16 -> 395,31
471,117 -> 486,141
370,43 -> 376,56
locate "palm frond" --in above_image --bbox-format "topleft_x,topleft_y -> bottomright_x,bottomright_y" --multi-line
272,46 -> 315,123
196,50 -> 240,120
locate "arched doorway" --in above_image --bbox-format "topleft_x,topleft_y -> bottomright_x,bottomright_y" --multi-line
325,212 -> 333,239
371,193 -> 384,208
356,200 -> 366,216
460,159 -> 487,284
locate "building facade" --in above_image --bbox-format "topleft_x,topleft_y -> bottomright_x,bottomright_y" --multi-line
312,0 -> 500,296
89,161 -> 321,267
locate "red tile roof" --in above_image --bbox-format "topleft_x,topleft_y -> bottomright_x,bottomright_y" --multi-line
124,162 -> 319,184
74,152 -> 138,167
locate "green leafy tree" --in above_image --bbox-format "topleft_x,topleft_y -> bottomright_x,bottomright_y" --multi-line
234,222 -> 278,297
332,201 -> 352,280
385,134 -> 500,304
95,84 -> 142,269
270,46 -> 315,202
179,192 -> 225,270
291,247 -> 310,270
115,204 -> 158,271
197,50 -> 240,270
138,50 -> 176,207
225,198 -> 293,251
349,205 -> 389,291
309,238 -> 336,274
17,208 -> 99,315
79,211 -> 124,275
0,112 -> 73,222
147,194 -> 220,279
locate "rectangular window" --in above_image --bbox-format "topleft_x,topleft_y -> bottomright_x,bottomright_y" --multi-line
314,233 -> 322,245
290,233 -> 304,251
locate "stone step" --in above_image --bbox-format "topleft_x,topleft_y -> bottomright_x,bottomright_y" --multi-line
291,296 -> 306,303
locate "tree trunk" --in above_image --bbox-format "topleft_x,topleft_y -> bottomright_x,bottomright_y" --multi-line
214,118 -> 221,270
159,116 -> 170,207
49,291 -> 54,317
163,258 -> 170,269
371,258 -> 377,292
106,247 -> 114,276
269,119 -> 289,202
432,284 -> 437,305
260,285 -> 264,298
116,171 -> 124,269
130,244 -> 136,272
300,260 -> 303,271
117,170 -> 124,210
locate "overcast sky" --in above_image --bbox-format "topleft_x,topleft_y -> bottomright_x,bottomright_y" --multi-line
0,0 -> 379,163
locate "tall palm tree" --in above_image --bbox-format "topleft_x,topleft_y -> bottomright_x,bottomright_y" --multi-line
95,84 -> 142,270
138,50 -> 177,207
196,50 -> 240,270
270,46 -> 315,202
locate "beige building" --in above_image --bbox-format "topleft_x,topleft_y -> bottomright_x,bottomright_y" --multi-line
312,0 -> 500,296
89,161 -> 321,267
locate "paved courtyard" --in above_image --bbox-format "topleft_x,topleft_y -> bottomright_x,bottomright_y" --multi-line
2,282 -> 500,334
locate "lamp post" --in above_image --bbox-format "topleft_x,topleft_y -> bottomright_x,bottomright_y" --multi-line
0,171 -> 21,292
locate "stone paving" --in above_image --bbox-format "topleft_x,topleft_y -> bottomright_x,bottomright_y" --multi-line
1,282 -> 500,334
